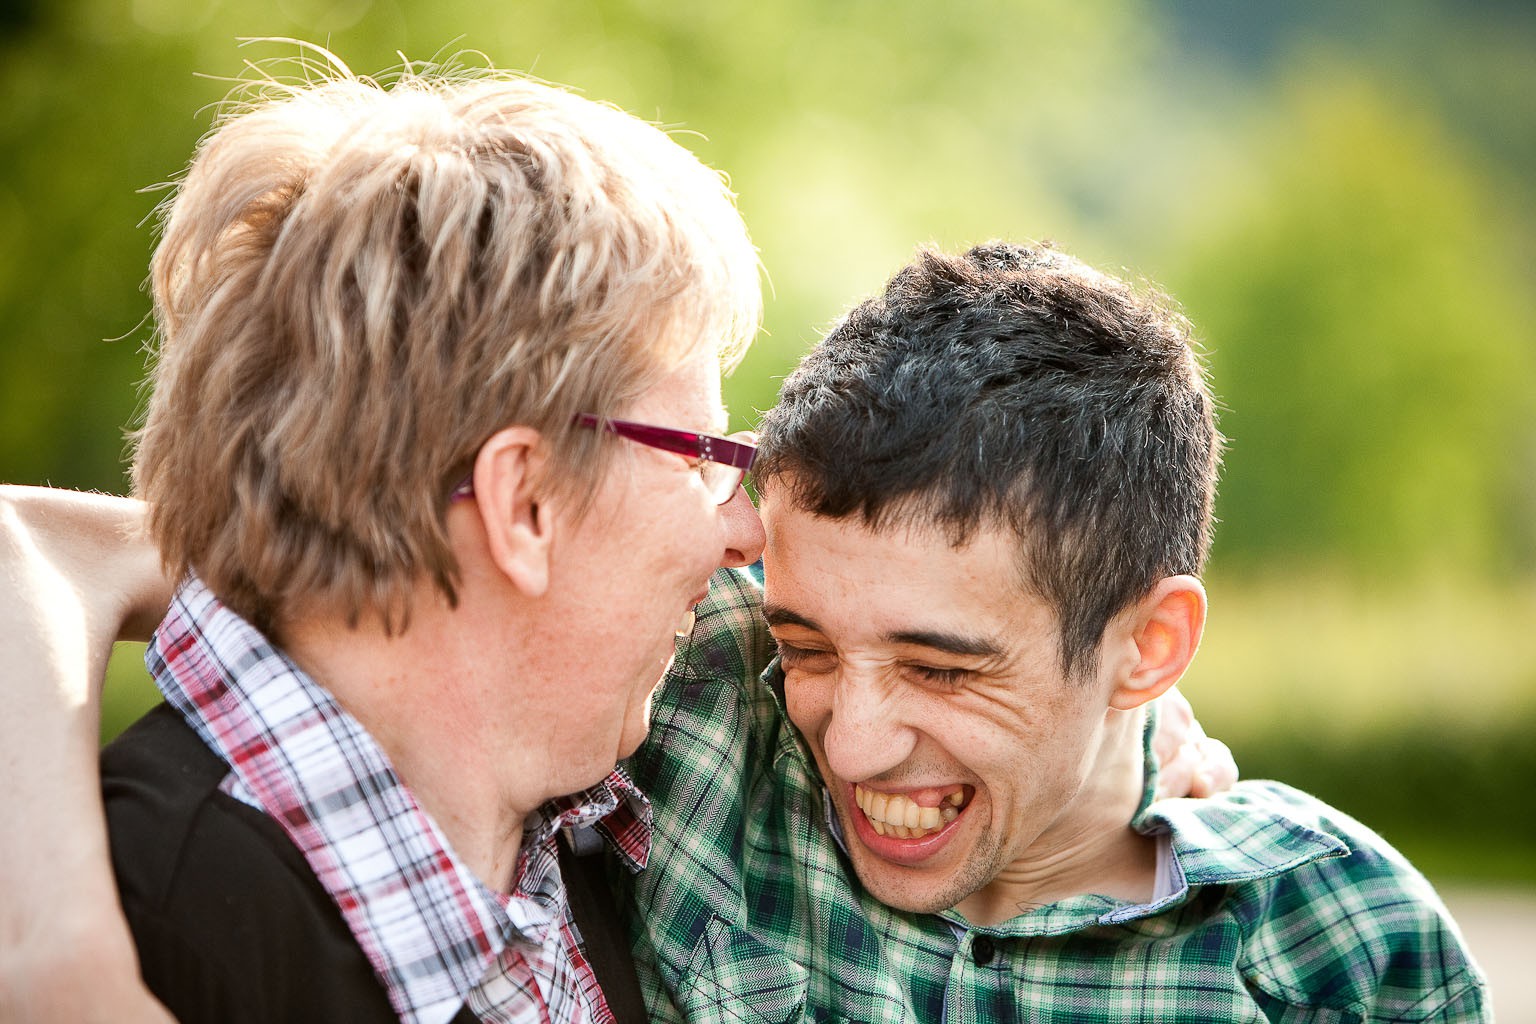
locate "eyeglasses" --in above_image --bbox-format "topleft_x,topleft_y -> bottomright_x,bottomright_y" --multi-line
450,413 -> 756,505
576,413 -> 755,504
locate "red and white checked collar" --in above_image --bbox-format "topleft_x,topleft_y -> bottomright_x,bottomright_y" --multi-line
147,577 -> 652,1024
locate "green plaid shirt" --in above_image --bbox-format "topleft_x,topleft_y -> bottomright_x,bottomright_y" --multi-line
618,567 -> 1487,1023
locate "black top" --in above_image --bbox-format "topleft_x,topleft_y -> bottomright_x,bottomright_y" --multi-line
102,703 -> 646,1023
101,703 -> 476,1023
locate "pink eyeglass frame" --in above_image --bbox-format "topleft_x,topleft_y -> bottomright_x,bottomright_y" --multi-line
450,413 -> 757,503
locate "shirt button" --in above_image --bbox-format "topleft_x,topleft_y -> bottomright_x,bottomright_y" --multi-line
971,936 -> 996,966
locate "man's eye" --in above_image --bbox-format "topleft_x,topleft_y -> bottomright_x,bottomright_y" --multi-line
774,639 -> 833,670
909,665 -> 967,689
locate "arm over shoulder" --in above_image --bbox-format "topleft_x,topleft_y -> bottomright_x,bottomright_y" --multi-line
618,566 -> 779,1011
0,486 -> 172,1024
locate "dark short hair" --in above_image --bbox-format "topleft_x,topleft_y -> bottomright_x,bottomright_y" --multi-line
755,242 -> 1221,677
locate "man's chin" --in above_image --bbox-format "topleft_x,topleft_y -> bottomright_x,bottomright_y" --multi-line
839,812 -> 979,916
847,853 -> 970,916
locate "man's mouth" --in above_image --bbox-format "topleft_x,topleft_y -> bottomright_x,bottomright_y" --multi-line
853,784 -> 968,839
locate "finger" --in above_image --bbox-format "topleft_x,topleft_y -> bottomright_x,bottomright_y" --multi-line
1151,688 -> 1198,765
1189,737 -> 1238,798
1154,744 -> 1197,801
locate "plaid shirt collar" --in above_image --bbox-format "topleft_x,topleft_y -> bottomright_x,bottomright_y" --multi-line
148,576 -> 650,1024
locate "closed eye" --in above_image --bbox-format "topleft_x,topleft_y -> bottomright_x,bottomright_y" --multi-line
773,638 -> 836,671
908,664 -> 968,689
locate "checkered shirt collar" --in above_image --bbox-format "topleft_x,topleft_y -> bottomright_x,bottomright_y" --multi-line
147,576 -> 650,1024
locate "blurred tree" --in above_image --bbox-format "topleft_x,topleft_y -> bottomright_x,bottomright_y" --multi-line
0,0 -> 1157,456
1169,69 -> 1536,578
3,0 -> 1533,575
0,18 -> 213,491
4,0 -> 1529,886
0,0 -> 38,36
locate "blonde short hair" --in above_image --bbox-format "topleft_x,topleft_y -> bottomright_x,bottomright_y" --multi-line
132,56 -> 761,633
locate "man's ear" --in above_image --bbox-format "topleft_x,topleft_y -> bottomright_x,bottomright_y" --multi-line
472,426 -> 555,598
1108,575 -> 1207,711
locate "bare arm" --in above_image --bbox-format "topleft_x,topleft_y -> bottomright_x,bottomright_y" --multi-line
0,485 -> 175,1023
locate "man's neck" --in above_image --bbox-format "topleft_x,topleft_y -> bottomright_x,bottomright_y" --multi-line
954,710 -> 1155,927
954,825 -> 1158,927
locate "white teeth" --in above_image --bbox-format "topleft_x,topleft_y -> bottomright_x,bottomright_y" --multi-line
854,784 -> 966,838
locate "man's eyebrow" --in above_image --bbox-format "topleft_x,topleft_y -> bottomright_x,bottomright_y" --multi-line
764,605 -> 1002,659
762,605 -> 820,632
884,628 -> 1003,659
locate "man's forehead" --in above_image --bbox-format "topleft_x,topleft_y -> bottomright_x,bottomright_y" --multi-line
760,491 -> 987,552
762,494 -> 1039,613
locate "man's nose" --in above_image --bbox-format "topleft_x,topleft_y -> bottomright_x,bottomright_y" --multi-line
822,671 -> 915,783
717,485 -> 765,568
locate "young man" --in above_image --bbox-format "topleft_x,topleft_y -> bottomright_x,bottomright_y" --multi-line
621,243 -> 1488,1021
2,59 -> 766,1022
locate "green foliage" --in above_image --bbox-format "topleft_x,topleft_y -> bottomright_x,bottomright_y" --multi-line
1179,577 -> 1536,885
1182,576 -> 1536,738
1232,720 -> 1536,887
100,642 -> 160,745
6,0 -> 1534,890
1168,70 -> 1536,578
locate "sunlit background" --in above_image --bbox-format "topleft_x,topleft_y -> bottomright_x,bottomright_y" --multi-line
3,0 -> 1532,1015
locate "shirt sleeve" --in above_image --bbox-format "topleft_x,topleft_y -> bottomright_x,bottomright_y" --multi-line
1224,783 -> 1493,1023
616,565 -> 778,1017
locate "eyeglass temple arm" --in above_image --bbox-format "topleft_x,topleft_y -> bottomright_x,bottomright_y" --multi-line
576,414 -> 756,470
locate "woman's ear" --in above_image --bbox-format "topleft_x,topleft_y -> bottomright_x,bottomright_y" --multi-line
471,426 -> 555,598
1109,575 -> 1207,712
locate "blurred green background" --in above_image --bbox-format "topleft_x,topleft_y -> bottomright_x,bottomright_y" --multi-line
3,1 -> 1532,888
